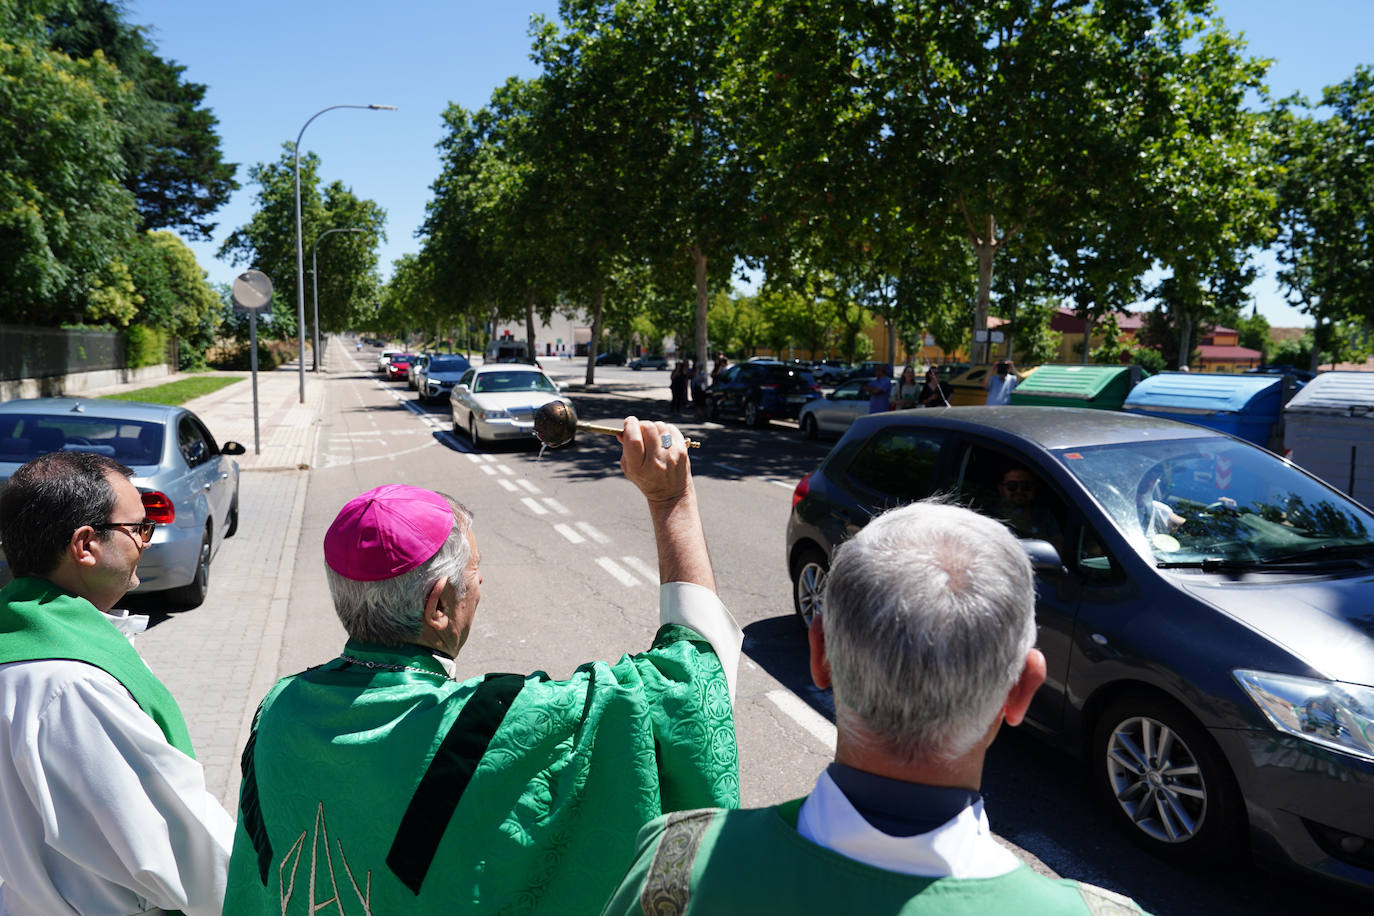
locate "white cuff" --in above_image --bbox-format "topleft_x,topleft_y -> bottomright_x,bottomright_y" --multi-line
659,582 -> 743,704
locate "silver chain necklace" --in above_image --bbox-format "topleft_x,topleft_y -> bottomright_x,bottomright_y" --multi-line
338,653 -> 448,679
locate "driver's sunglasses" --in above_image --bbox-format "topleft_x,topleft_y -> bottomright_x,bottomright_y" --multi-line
95,520 -> 157,545
1001,480 -> 1035,492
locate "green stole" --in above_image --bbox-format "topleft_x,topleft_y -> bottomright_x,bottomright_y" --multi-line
606,804 -> 1147,915
225,625 -> 739,916
0,576 -> 195,757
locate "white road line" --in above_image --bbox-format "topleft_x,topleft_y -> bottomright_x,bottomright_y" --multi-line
520,497 -> 548,515
516,478 -> 540,494
481,454 -> 499,463
595,556 -> 641,587
621,555 -> 658,583
480,465 -> 496,476
541,498 -> 571,515
575,522 -> 610,544
766,689 -> 837,753
465,453 -> 482,463
498,465 -> 515,477
497,479 -> 518,492
768,479 -> 795,490
714,463 -> 746,474
553,523 -> 585,544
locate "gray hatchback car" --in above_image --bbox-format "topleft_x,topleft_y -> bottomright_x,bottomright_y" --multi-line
786,406 -> 1374,890
0,398 -> 245,607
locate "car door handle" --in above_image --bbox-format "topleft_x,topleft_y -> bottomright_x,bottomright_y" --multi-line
202,483 -> 213,492
219,473 -> 229,480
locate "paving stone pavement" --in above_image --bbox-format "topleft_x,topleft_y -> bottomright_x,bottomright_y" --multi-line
89,353 -> 330,810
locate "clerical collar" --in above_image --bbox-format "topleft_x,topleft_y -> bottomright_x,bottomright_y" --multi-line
826,763 -> 980,838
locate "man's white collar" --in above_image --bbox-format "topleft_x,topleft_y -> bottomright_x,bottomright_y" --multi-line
796,769 -> 1021,879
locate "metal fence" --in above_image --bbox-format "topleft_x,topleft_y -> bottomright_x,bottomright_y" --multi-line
0,325 -> 124,381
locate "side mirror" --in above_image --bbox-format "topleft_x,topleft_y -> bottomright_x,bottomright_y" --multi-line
1020,538 -> 1064,575
222,441 -> 246,456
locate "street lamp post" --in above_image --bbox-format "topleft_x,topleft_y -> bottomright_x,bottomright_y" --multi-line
294,103 -> 396,402
310,227 -> 366,371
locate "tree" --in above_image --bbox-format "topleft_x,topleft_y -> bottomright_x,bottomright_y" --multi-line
126,230 -> 221,366
540,0 -> 752,369
220,147 -> 385,339
0,23 -> 139,325
41,0 -> 238,238
1270,68 -> 1374,370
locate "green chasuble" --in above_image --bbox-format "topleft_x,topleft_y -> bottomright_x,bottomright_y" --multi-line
603,804 -> 1149,916
224,623 -> 738,916
0,576 -> 194,756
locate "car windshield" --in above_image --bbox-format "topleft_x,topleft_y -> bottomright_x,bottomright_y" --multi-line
428,357 -> 469,372
474,371 -> 555,394
0,414 -> 166,465
1056,436 -> 1374,566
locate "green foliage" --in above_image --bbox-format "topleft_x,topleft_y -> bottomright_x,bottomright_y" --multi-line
1011,298 -> 1064,366
1235,311 -> 1272,362
1271,67 -> 1374,333
124,323 -> 166,368
42,0 -> 238,238
0,30 -> 138,325
220,147 -> 385,340
1131,347 -> 1167,374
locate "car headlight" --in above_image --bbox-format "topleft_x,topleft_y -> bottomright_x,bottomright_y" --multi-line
1234,669 -> 1374,762
480,408 -> 512,420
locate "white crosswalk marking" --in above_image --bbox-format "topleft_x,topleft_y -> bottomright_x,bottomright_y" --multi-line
766,690 -> 836,753
574,522 -> 610,544
498,465 -> 515,476
516,478 -> 540,494
595,556 -> 640,587
497,479 -> 518,492
553,523 -> 585,544
621,555 -> 657,583
541,498 -> 571,515
480,465 -> 496,476
521,497 -> 548,515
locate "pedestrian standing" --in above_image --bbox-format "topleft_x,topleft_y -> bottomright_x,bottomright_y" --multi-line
223,420 -> 740,915
0,451 -> 234,916
985,360 -> 1019,405
670,361 -> 688,414
862,363 -> 894,413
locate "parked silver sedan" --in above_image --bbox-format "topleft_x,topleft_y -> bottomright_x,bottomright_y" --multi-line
797,377 -> 874,440
448,364 -> 574,448
0,398 -> 245,607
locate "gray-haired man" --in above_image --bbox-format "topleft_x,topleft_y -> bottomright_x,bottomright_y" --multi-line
604,500 -> 1147,914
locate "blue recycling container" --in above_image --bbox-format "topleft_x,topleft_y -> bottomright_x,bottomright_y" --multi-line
1123,372 -> 1286,448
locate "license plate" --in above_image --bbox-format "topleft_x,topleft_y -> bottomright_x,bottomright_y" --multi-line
786,395 -> 807,404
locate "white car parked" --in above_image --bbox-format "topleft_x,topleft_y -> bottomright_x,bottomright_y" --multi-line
449,364 -> 574,448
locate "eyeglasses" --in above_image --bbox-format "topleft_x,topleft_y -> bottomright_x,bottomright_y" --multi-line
95,520 -> 156,545
1001,480 -> 1035,492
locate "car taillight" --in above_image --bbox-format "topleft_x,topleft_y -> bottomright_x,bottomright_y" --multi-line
792,473 -> 811,508
142,491 -> 175,524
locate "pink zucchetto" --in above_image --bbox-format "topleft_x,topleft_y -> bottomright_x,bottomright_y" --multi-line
324,485 -> 455,581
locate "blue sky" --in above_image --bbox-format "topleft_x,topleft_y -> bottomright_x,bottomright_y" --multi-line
127,0 -> 1373,329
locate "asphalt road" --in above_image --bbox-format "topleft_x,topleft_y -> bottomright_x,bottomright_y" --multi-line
295,354 -> 1353,915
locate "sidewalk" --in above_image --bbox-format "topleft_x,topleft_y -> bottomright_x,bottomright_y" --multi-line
93,353 -> 331,807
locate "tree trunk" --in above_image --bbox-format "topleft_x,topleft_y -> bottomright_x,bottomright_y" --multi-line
524,290 -> 537,361
1176,313 -> 1193,370
691,246 -> 710,363
585,283 -> 605,386
1082,316 -> 1094,365
972,224 -> 996,365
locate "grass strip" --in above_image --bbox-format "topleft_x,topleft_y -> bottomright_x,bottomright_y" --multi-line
103,375 -> 244,406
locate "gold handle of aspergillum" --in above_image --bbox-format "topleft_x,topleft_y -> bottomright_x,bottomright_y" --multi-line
580,421 -> 700,448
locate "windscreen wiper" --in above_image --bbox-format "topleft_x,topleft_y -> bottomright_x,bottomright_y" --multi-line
1257,542 -> 1374,565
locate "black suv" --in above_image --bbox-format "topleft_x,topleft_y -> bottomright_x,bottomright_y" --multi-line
705,363 -> 821,427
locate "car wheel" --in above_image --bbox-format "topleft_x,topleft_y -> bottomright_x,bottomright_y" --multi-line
791,547 -> 828,627
744,400 -> 762,428
1091,692 -> 1243,866
225,492 -> 239,538
469,416 -> 483,449
801,414 -> 819,440
168,527 -> 211,608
